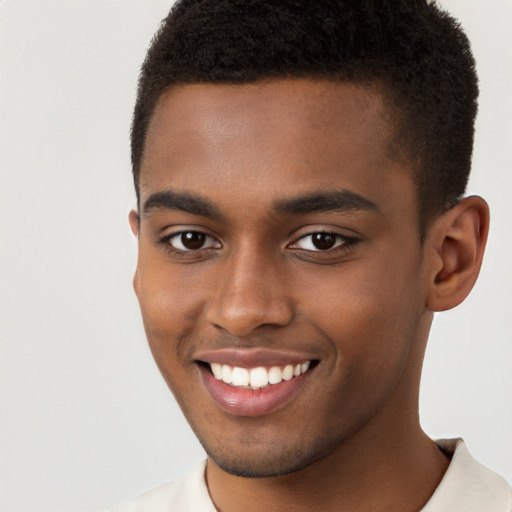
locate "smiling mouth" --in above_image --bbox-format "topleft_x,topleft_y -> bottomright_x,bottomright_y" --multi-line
196,355 -> 319,416
199,360 -> 315,389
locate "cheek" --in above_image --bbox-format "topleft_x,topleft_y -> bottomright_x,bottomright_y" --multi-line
136,251 -> 202,326
300,251 -> 424,371
136,269 -> 205,408
135,256 -> 207,374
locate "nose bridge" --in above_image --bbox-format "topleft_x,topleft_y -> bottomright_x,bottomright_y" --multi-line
206,240 -> 293,336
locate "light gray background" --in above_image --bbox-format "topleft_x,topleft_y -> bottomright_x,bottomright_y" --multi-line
0,1 -> 511,511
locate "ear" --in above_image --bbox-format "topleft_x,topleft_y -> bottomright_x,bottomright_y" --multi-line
129,209 -> 140,236
426,196 -> 489,312
128,209 -> 141,297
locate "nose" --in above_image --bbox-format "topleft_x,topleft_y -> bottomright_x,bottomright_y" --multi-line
206,245 -> 294,337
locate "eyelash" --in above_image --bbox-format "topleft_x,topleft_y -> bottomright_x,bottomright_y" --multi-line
288,232 -> 357,254
157,230 -> 358,258
158,231 -> 221,257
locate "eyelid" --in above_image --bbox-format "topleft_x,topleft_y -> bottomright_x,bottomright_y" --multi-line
170,232 -> 220,251
289,233 -> 343,251
289,232 -> 347,250
157,227 -> 222,254
287,228 -> 360,256
156,225 -> 359,257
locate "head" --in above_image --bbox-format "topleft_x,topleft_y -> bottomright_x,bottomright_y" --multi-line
129,0 -> 488,480
132,0 -> 479,231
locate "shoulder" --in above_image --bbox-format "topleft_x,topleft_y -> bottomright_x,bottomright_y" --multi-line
109,460 -> 216,512
422,439 -> 512,512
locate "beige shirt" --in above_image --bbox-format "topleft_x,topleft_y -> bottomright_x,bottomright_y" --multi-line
112,439 -> 512,512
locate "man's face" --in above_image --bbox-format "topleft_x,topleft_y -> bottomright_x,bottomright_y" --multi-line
132,80 -> 431,477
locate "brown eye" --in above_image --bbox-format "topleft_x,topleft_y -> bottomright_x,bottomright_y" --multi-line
311,233 -> 337,250
169,231 -> 220,252
289,232 -> 350,252
181,232 -> 206,250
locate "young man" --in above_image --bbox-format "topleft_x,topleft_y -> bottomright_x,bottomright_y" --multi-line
116,0 -> 511,510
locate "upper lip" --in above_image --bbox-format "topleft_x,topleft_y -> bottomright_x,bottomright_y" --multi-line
194,348 -> 317,368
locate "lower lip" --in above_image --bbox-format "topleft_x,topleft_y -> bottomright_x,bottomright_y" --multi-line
198,365 -> 310,417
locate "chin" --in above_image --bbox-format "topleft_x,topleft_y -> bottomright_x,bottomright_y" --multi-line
208,451 -> 314,479
199,434 -> 331,479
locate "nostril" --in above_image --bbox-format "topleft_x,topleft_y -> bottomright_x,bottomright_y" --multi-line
205,259 -> 294,336
206,296 -> 294,337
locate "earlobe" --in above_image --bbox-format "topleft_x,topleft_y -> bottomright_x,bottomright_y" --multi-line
129,209 -> 140,237
426,196 -> 489,312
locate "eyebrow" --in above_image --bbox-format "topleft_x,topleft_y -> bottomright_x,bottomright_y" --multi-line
142,188 -> 380,219
275,190 -> 380,215
143,190 -> 221,219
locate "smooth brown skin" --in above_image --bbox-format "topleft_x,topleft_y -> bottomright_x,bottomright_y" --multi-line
130,80 -> 489,512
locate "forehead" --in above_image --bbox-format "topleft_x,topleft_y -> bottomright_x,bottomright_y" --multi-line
139,79 -> 411,218
147,79 -> 391,134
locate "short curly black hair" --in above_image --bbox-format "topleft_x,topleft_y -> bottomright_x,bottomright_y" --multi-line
132,0 -> 478,226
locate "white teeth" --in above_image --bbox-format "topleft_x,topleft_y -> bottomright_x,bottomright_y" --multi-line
211,362 -> 223,379
210,361 -> 313,389
231,367 -> 250,386
268,366 -> 283,385
250,367 -> 268,388
221,365 -> 233,384
282,364 -> 294,381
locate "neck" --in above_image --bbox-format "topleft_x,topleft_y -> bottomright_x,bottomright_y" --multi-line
206,311 -> 449,512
